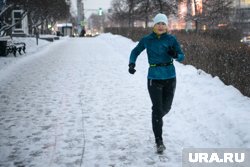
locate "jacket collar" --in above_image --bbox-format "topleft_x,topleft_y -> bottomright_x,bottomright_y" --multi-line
150,32 -> 168,39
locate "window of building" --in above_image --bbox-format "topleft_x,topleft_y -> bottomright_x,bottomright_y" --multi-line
13,10 -> 22,29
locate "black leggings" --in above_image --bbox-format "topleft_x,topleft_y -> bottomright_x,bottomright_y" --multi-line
147,78 -> 176,142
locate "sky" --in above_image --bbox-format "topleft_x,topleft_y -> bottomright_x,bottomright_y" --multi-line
0,34 -> 250,166
71,0 -> 112,18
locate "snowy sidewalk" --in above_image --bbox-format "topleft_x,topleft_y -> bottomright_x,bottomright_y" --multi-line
0,34 -> 250,167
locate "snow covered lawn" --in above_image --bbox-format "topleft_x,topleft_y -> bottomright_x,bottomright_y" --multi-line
0,33 -> 249,167
0,37 -> 51,71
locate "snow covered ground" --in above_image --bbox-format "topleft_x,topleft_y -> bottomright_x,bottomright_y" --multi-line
0,33 -> 249,167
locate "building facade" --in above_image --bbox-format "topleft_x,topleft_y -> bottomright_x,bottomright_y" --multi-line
171,0 -> 250,33
0,1 -> 29,36
234,0 -> 250,34
12,9 -> 29,36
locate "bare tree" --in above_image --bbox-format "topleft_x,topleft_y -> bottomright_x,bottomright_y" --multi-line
152,0 -> 178,16
202,0 -> 234,28
134,0 -> 154,28
185,0 -> 234,32
127,0 -> 136,27
110,0 -> 178,27
26,0 -> 70,34
142,0 -> 151,27
110,0 -> 131,27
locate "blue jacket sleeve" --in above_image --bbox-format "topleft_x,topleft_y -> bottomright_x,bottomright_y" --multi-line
129,38 -> 145,64
173,36 -> 185,62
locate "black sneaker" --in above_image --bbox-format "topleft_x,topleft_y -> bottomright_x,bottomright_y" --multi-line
156,140 -> 166,154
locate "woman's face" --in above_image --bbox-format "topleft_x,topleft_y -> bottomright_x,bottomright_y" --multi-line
154,22 -> 167,34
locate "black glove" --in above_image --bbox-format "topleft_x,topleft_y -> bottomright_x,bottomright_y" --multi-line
168,46 -> 178,58
128,63 -> 136,74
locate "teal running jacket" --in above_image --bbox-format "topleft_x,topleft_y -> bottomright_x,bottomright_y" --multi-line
129,32 -> 185,79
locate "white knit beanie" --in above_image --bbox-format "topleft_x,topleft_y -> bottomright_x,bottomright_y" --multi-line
153,13 -> 168,25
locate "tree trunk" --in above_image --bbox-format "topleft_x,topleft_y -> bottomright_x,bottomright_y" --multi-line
144,0 -> 150,28
128,0 -> 134,27
186,0 -> 192,30
157,0 -> 163,13
194,0 -> 199,32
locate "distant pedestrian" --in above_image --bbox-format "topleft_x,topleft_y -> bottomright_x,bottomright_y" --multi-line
128,13 -> 185,154
80,28 -> 86,37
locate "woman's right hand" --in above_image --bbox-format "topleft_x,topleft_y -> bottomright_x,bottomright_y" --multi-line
128,63 -> 136,74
